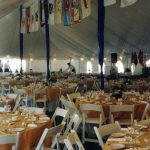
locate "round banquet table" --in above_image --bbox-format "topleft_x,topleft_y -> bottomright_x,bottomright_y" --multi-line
0,112 -> 52,150
75,99 -> 147,121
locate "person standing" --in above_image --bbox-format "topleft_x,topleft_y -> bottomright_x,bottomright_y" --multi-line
0,60 -> 3,72
4,61 -> 10,72
64,62 -> 76,74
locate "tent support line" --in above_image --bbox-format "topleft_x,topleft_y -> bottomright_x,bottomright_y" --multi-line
98,0 -> 105,90
19,5 -> 23,74
44,0 -> 50,82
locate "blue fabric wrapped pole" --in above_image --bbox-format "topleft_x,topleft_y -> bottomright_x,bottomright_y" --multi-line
44,0 -> 50,81
19,6 -> 23,74
98,0 -> 105,90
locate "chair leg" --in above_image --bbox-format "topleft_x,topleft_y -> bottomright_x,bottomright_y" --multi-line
82,122 -> 85,144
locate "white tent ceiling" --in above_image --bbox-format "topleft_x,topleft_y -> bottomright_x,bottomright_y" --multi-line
0,0 -> 149,60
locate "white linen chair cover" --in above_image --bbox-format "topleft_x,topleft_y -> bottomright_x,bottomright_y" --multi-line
80,104 -> 105,143
109,105 -> 134,126
0,132 -> 20,150
64,130 -> 85,150
94,123 -> 121,147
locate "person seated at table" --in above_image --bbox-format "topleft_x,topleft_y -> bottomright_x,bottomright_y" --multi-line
4,60 -> 10,72
0,60 -> 3,73
64,62 -> 76,74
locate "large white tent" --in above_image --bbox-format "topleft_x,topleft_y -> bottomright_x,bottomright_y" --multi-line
0,0 -> 150,58
0,0 -> 149,74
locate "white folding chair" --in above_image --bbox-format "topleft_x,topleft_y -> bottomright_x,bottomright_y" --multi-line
35,122 -> 65,150
64,130 -> 85,150
60,98 -> 79,115
51,107 -> 69,126
1,81 -> 10,95
51,113 -> 81,149
13,87 -> 28,107
0,132 -> 20,150
12,95 -> 21,112
141,103 -> 150,120
80,104 -> 105,143
67,93 -> 81,102
7,94 -> 18,100
94,123 -> 121,147
109,105 -> 134,126
33,89 -> 47,112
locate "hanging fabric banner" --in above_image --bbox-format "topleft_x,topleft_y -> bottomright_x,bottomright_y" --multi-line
71,0 -> 81,24
48,0 -> 55,25
34,1 -> 40,31
26,7 -> 30,33
54,0 -> 63,24
81,0 -> 91,19
20,8 -> 26,33
64,0 -> 72,26
29,4 -> 35,32
40,0 -> 45,26
138,50 -> 144,67
98,0 -> 105,90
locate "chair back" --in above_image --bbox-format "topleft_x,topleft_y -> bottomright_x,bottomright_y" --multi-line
36,122 -> 65,150
109,105 -> 134,125
67,92 -> 81,101
0,132 -> 20,150
64,130 -> 85,150
64,113 -> 81,135
80,104 -> 105,122
51,107 -> 69,126
110,105 -> 134,112
61,99 -> 78,114
94,123 -> 121,147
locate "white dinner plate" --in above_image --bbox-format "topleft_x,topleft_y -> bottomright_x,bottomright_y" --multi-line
109,143 -> 125,149
12,128 -> 25,132
111,132 -> 125,138
36,120 -> 48,124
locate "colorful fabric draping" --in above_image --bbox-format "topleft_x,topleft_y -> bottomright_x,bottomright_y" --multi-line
71,0 -> 81,24
138,50 -> 144,67
98,0 -> 105,90
81,0 -> 91,19
54,0 -> 63,24
131,52 -> 138,66
64,0 -> 72,26
48,0 -> 55,25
